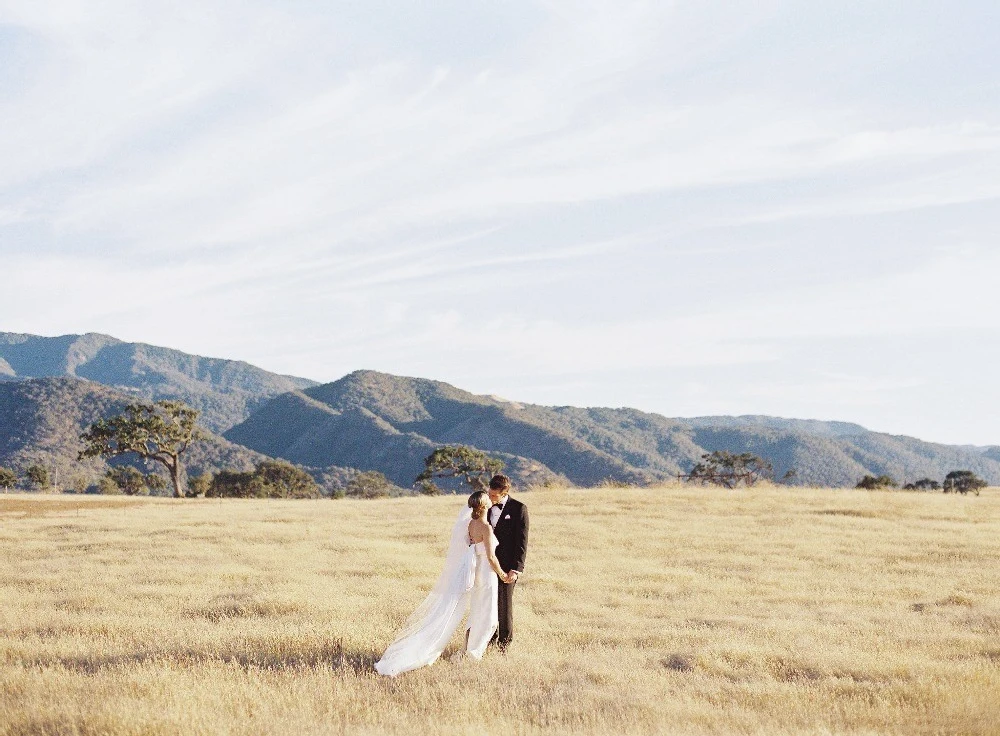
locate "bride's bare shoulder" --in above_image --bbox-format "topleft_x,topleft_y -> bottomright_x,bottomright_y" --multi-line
468,517 -> 488,541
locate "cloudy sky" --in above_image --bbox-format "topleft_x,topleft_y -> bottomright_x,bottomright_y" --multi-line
2,1 -> 999,444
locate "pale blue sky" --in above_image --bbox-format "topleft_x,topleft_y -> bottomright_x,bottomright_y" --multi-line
1,1 -> 999,444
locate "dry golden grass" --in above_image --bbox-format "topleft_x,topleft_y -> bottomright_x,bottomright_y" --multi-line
2,486 -> 999,735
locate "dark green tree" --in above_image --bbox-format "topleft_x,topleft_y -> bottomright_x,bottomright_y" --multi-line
106,466 -> 150,495
415,445 -> 504,491
66,473 -> 91,494
681,451 -> 773,489
206,470 -> 254,498
145,473 -> 168,495
416,479 -> 443,496
904,478 -> 941,491
79,400 -> 200,498
26,464 -> 50,490
252,460 -> 320,498
346,470 -> 394,499
206,461 -> 319,499
856,474 -> 896,490
188,473 -> 213,498
97,475 -> 121,495
943,470 -> 987,496
0,467 -> 16,492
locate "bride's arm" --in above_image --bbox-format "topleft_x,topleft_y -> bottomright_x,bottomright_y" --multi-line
486,528 -> 511,581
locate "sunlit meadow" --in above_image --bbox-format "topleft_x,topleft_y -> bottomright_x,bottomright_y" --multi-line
1,485 -> 998,735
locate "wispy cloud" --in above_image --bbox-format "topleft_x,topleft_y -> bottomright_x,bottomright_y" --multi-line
2,0 -> 999,442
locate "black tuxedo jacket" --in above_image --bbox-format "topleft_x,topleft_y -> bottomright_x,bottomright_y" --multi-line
492,496 -> 529,573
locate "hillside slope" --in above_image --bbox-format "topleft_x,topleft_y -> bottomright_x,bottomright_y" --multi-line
0,377 -> 280,491
0,377 -> 360,495
5,333 -> 997,490
0,332 -> 315,432
227,370 -> 1000,488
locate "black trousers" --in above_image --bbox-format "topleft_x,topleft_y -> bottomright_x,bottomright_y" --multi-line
491,577 -> 516,650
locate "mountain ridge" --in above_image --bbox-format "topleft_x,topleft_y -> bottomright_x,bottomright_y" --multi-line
3,332 -> 998,489
0,332 -> 316,433
0,376 -> 359,494
227,369 -> 1000,488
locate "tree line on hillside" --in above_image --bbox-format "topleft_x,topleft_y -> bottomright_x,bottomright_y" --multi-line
675,451 -> 988,497
2,399 -> 989,498
855,471 -> 987,495
13,399 -> 498,498
0,464 -> 54,492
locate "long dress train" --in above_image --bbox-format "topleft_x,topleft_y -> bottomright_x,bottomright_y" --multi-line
374,508 -> 498,676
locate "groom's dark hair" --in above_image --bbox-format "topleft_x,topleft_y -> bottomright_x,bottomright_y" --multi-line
489,474 -> 511,492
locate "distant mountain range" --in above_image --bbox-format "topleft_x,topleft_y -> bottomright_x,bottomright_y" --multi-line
2,331 -> 998,491
225,370 -> 1000,488
0,376 -> 268,490
0,332 -> 315,433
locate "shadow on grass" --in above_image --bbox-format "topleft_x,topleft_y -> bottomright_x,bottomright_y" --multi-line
20,638 -> 379,675
814,508 -> 881,519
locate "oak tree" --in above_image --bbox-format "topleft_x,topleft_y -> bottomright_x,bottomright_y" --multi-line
856,474 -> 896,490
25,464 -> 49,490
0,467 -> 16,492
79,400 -> 200,498
346,470 -> 394,499
943,470 -> 987,496
681,451 -> 773,489
415,445 -> 504,491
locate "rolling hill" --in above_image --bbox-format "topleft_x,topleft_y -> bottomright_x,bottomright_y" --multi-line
0,377 -> 270,491
0,332 -> 316,433
225,370 -> 1000,488
3,331 -> 999,490
0,377 -> 357,494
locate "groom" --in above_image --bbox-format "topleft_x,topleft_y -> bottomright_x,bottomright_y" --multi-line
487,473 -> 528,652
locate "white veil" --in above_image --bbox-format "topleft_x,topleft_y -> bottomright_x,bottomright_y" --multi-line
374,505 -> 476,677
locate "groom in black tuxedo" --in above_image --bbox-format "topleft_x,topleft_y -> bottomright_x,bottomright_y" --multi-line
487,473 -> 528,651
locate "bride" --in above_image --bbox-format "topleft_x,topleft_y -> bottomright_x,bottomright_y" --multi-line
374,491 -> 513,677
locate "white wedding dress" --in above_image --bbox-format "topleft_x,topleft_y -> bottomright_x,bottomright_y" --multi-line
374,507 -> 499,677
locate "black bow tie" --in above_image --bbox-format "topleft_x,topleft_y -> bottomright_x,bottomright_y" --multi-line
491,503 -> 502,509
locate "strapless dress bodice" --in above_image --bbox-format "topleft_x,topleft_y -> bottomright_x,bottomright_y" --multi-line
470,539 -> 496,557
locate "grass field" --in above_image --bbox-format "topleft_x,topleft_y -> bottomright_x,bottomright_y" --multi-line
1,485 -> 999,735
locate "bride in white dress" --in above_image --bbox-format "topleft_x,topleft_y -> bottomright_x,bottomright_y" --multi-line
375,491 -> 513,677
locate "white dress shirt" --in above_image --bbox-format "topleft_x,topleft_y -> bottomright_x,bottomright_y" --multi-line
488,495 -> 508,527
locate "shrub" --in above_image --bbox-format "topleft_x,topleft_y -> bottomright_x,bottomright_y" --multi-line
252,460 -> 320,498
598,478 -> 634,488
416,479 -> 443,496
206,461 -> 320,499
106,466 -> 150,495
26,464 -> 49,490
188,473 -> 212,498
96,475 -> 122,495
0,467 -> 17,492
943,470 -> 986,496
856,475 -> 896,490
347,471 -> 394,499
903,478 -> 940,491
65,473 -> 92,494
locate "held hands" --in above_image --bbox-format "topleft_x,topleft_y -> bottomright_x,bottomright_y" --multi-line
503,570 -> 519,584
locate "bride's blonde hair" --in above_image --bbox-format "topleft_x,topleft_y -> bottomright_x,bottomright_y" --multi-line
467,490 -> 490,520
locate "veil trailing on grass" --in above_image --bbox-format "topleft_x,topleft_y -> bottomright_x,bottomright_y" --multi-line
374,506 -> 476,677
